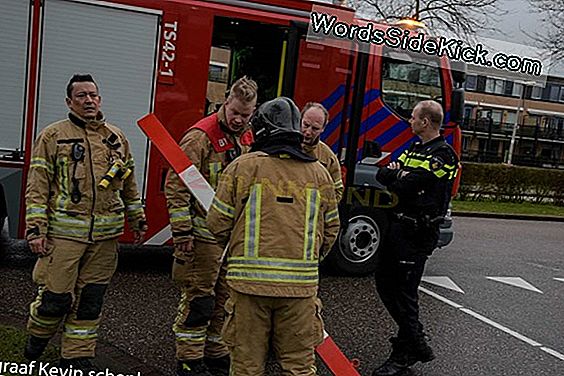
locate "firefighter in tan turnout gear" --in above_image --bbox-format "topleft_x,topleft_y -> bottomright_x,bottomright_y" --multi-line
165,77 -> 257,376
23,74 -> 147,371
207,97 -> 340,375
301,102 -> 344,202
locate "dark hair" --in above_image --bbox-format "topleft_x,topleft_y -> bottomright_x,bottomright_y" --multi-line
66,74 -> 98,98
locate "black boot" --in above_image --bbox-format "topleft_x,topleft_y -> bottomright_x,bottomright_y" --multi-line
177,359 -> 214,376
23,335 -> 50,361
409,336 -> 435,363
204,354 -> 230,376
372,337 -> 412,376
58,357 -> 97,372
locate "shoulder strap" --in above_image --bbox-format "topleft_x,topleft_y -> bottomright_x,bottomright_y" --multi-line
191,113 -> 234,153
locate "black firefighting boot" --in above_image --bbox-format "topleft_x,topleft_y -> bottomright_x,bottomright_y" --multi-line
372,337 -> 412,376
58,357 -> 97,373
409,336 -> 435,364
23,335 -> 50,361
177,359 -> 214,376
204,354 -> 230,376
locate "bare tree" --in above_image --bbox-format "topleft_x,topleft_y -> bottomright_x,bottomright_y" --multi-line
353,0 -> 505,40
528,0 -> 564,61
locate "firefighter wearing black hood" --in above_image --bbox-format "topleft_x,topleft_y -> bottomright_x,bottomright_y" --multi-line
207,97 -> 340,375
373,100 -> 459,376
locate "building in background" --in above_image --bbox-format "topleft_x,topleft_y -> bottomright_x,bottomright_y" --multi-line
461,68 -> 564,169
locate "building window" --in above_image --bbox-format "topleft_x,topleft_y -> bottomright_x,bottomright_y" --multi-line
465,75 -> 477,91
208,63 -> 228,83
506,111 -> 517,124
549,85 -> 560,101
560,87 -> 564,102
531,85 -> 542,99
485,78 -> 504,94
495,79 -> 504,94
512,83 -> 523,97
504,80 -> 514,96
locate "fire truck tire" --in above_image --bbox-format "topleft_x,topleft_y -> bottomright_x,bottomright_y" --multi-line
327,207 -> 389,276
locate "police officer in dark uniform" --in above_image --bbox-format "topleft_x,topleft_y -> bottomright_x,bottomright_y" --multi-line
373,100 -> 459,376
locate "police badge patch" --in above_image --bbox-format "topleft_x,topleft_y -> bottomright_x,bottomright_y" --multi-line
430,156 -> 444,171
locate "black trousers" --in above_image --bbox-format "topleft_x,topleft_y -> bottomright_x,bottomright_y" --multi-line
375,221 -> 432,342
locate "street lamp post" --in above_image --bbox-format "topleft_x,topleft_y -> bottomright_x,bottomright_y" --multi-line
507,81 -> 535,165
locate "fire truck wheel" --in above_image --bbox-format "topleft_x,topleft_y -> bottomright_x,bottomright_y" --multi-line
328,207 -> 389,276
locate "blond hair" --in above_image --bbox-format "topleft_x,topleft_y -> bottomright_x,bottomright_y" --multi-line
228,76 -> 258,104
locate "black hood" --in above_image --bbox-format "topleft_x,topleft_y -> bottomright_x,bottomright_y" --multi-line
251,132 -> 316,162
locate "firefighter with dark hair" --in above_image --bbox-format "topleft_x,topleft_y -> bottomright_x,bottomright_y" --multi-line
165,77 -> 257,376
373,100 -> 459,376
23,74 -> 147,371
207,97 -> 340,375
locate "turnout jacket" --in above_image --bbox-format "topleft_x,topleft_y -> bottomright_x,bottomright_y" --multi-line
377,135 -> 459,219
165,106 -> 253,244
25,111 -> 146,243
303,140 -> 344,202
207,152 -> 340,298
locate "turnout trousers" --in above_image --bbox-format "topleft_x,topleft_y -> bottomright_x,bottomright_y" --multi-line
172,239 -> 229,361
27,237 -> 118,359
222,290 -> 325,376
374,221 -> 430,343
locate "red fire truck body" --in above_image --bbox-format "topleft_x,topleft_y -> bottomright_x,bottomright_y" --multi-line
0,0 -> 462,274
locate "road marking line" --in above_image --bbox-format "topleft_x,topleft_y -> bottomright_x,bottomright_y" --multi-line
419,287 -> 564,362
486,277 -> 543,294
419,287 -> 463,308
421,276 -> 465,293
554,278 -> 564,283
458,308 -> 541,347
541,347 -> 564,361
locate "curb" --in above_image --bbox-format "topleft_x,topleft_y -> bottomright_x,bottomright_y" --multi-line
453,211 -> 564,222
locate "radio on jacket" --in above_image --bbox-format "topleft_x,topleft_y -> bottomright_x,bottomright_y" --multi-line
98,159 -> 132,189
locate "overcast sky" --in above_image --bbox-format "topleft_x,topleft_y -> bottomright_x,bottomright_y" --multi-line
317,0 -> 563,78
476,0 -> 562,77
480,0 -> 538,44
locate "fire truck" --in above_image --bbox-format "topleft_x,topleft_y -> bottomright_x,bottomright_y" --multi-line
0,0 -> 464,274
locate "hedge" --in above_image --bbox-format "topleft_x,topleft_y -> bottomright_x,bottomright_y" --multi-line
457,162 -> 564,206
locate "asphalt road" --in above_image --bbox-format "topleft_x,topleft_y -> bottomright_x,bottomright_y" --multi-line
0,217 -> 563,376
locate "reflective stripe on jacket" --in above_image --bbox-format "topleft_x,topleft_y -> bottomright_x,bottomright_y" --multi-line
207,151 -> 340,298
25,112 -> 145,242
164,107 -> 252,244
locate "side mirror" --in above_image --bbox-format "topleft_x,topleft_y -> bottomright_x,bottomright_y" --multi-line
450,61 -> 466,87
450,88 -> 465,124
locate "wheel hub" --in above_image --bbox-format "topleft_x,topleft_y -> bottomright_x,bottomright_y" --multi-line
339,215 -> 380,263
